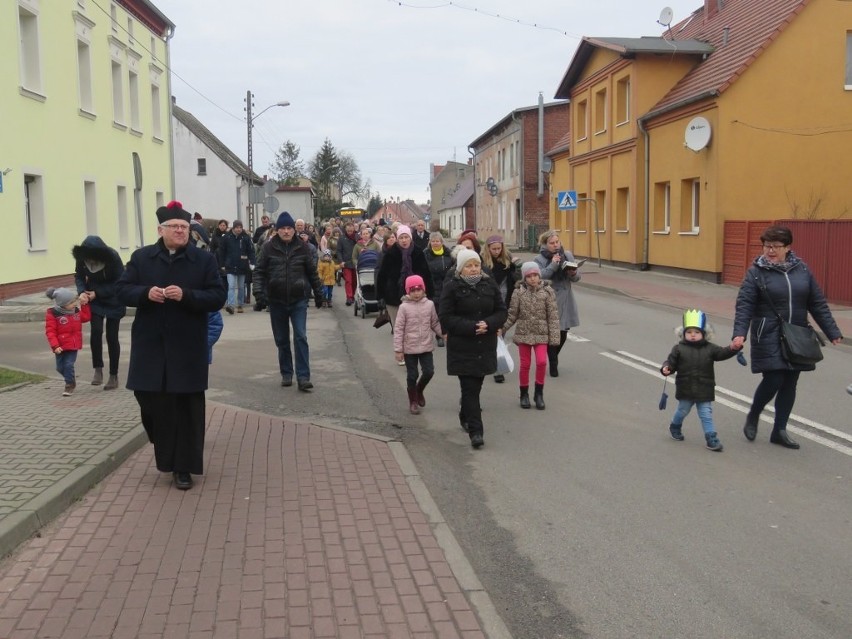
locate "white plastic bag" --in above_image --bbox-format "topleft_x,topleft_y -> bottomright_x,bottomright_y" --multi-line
495,336 -> 514,375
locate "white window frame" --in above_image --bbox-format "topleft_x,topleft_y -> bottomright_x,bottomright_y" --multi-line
117,185 -> 130,248
24,173 -> 47,251
84,180 -> 98,235
150,65 -> 163,140
846,32 -> 852,89
18,1 -> 44,99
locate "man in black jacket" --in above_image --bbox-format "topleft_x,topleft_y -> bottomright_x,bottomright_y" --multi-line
253,212 -> 323,391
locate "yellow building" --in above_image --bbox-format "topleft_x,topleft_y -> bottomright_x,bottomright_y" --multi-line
549,0 -> 852,281
1,0 -> 175,298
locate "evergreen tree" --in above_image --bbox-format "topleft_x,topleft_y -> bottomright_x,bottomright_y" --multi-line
270,140 -> 304,187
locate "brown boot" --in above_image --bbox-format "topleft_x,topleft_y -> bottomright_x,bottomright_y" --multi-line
62,382 -> 75,397
415,379 -> 427,407
104,374 -> 119,390
91,368 -> 103,385
407,387 -> 421,414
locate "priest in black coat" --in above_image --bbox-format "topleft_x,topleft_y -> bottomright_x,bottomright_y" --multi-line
116,200 -> 226,490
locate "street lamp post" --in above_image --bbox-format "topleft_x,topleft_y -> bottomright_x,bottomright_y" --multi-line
245,91 -> 289,231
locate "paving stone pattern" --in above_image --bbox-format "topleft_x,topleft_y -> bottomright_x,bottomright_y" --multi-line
0,383 -> 141,518
0,404 -> 486,638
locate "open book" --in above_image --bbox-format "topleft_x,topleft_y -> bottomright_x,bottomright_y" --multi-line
563,258 -> 587,269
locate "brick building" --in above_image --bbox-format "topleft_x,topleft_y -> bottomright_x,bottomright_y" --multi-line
469,99 -> 569,248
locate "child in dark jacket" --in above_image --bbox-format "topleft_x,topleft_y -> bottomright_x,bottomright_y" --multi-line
661,309 -> 741,451
44,287 -> 92,396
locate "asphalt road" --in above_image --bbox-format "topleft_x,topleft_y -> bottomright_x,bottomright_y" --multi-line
2,285 -> 851,638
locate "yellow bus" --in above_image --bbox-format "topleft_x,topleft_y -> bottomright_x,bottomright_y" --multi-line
338,207 -> 367,221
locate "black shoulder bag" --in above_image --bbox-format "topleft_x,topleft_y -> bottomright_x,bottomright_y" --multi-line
755,272 -> 824,366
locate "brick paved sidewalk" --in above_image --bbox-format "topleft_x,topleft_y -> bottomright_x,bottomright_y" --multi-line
0,382 -> 146,558
0,401 -> 500,639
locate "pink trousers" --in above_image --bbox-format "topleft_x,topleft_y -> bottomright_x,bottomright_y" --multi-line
518,343 -> 548,387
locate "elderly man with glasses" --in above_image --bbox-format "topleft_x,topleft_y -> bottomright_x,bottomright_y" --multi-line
116,200 -> 226,490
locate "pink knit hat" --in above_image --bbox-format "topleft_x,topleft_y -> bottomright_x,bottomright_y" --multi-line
404,275 -> 425,293
396,225 -> 412,238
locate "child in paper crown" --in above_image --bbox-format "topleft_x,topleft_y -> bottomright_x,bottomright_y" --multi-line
44,287 -> 92,396
661,309 -> 742,451
316,249 -> 340,307
499,262 -> 560,410
393,275 -> 443,414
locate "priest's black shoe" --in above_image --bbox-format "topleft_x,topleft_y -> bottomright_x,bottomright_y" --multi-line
173,472 -> 193,490
743,414 -> 758,441
770,430 -> 800,449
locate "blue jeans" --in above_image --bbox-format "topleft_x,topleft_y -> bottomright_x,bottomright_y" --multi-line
671,399 -> 715,434
322,285 -> 333,301
226,273 -> 245,307
269,299 -> 310,381
55,350 -> 78,384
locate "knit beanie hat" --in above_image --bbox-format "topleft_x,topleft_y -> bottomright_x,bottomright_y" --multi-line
404,275 -> 425,293
457,231 -> 481,253
455,249 -> 481,274
276,212 -> 295,229
46,287 -> 76,308
486,234 -> 503,246
396,225 -> 412,238
232,219 -> 243,228
521,261 -> 541,278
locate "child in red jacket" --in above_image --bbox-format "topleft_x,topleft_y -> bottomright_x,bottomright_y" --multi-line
45,287 -> 91,396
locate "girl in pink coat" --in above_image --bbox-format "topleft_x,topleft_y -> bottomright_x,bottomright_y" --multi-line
393,275 -> 443,414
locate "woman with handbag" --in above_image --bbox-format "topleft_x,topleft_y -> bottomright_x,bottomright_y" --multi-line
732,225 -> 843,449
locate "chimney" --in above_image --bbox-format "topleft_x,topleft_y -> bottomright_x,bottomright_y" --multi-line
705,0 -> 723,19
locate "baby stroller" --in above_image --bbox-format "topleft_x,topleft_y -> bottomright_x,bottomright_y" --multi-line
354,249 -> 381,319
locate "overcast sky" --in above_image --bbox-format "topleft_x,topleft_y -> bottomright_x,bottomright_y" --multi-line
156,0 -> 702,204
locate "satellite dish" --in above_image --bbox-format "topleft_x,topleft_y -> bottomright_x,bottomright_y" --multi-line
541,158 -> 553,173
684,116 -> 712,151
658,6 -> 674,26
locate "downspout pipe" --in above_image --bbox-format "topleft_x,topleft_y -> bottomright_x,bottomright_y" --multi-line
637,115 -> 650,270
164,25 -> 176,199
467,145 -> 476,234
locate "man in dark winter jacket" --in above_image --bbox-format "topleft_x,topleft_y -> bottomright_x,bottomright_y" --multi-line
72,235 -> 126,389
253,212 -> 324,392
116,201 -> 226,491
217,219 -> 255,313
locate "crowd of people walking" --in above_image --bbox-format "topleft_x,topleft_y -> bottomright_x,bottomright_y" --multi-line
46,207 -> 846,487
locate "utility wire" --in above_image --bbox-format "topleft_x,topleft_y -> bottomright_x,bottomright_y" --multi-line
390,0 -> 582,39
89,0 -> 244,124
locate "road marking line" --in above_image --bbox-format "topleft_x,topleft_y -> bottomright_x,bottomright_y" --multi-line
566,332 -> 589,343
602,351 -> 852,457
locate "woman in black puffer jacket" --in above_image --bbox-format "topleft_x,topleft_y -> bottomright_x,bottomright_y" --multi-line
732,225 -> 843,449
72,236 -> 126,389
439,248 -> 507,449
376,225 -> 433,328
423,232 -> 454,346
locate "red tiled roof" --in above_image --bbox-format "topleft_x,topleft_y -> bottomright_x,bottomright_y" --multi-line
649,0 -> 810,117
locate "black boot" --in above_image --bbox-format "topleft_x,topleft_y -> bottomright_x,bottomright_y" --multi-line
548,345 -> 559,377
534,383 -> 545,410
770,429 -> 800,449
519,387 -> 531,409
743,413 -> 758,441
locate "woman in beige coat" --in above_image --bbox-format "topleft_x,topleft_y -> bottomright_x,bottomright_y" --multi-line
500,262 -> 560,410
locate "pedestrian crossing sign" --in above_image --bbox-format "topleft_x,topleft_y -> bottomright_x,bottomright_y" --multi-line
557,190 -> 577,210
